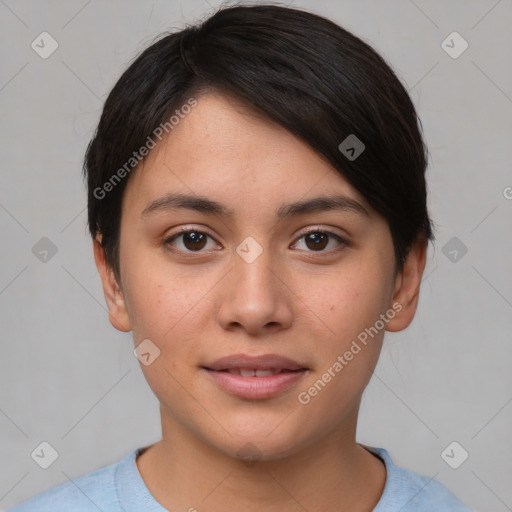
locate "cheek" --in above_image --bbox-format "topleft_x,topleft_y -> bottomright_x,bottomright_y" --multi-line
318,265 -> 393,343
119,239 -> 215,340
123,271 -> 209,402
126,277 -> 211,342
295,275 -> 389,425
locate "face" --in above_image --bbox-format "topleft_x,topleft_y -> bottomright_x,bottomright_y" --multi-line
95,92 -> 426,461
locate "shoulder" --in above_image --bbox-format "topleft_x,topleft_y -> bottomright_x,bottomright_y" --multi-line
368,446 -> 474,511
7,452 -> 130,512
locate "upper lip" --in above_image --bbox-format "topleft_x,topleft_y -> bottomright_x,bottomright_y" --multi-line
203,353 -> 307,371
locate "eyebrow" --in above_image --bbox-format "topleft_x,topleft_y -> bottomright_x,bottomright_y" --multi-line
141,192 -> 369,219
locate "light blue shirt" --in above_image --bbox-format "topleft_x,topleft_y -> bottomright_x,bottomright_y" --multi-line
8,446 -> 473,511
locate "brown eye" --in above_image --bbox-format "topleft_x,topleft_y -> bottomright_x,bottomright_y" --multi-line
304,232 -> 328,251
182,231 -> 206,250
293,230 -> 346,253
165,230 -> 218,253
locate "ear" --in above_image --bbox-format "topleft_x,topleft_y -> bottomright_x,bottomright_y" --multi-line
385,235 -> 428,332
93,235 -> 132,332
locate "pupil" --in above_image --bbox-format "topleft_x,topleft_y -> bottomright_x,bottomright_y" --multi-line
184,232 -> 206,250
306,233 -> 328,251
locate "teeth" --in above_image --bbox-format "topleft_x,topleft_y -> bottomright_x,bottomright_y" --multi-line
255,369 -> 276,377
226,368 -> 282,377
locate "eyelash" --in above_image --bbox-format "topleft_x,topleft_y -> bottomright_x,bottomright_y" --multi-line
163,227 -> 348,256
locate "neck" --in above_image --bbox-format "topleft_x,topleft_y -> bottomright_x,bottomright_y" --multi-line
136,410 -> 386,512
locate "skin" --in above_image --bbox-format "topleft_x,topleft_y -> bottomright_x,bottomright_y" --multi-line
94,92 -> 427,511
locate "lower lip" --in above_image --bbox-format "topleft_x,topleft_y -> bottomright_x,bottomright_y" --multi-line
203,369 -> 307,400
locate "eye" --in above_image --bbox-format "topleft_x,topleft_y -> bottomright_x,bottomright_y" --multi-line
292,229 -> 347,253
164,227 -> 347,255
164,229 -> 220,253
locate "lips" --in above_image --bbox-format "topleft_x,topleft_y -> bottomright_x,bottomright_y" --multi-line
203,353 -> 307,372
202,354 -> 308,400
224,368 -> 294,377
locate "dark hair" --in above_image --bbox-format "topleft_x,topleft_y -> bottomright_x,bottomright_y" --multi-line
84,3 -> 434,280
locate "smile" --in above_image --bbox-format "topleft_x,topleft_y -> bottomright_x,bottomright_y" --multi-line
202,353 -> 309,400
220,368 -> 300,377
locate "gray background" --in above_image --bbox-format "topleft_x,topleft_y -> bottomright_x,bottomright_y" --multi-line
1,0 -> 511,510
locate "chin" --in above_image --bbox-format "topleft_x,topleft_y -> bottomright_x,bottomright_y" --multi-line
202,422 -> 313,464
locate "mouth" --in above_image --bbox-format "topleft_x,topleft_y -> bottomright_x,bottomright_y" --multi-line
207,368 -> 303,377
201,354 -> 309,400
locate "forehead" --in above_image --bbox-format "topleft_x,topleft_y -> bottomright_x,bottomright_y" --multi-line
123,92 -> 370,218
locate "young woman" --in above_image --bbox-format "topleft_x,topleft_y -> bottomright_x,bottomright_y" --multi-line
10,4 -> 473,511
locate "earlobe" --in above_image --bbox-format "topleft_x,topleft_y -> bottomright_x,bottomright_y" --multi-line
385,235 -> 428,333
93,235 -> 132,332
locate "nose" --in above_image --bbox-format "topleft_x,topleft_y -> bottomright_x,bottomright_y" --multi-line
216,244 -> 293,336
